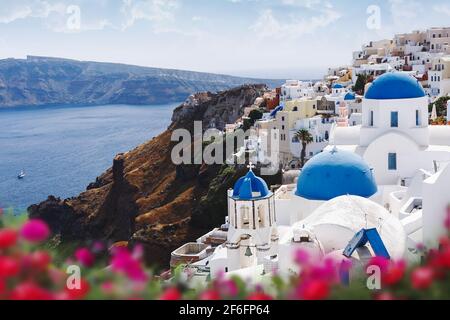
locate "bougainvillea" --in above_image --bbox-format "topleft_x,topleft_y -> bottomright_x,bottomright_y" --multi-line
0,207 -> 449,300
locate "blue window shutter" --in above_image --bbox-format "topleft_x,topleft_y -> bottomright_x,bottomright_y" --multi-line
391,112 -> 398,127
388,153 -> 397,170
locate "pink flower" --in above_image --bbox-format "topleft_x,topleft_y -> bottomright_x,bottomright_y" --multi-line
375,292 -> 396,300
216,279 -> 239,297
411,267 -> 434,290
307,258 -> 339,283
199,289 -> 221,300
110,247 -> 148,282
339,258 -> 353,272
367,256 -> 390,272
100,281 -> 115,295
0,256 -> 21,277
20,220 -> 50,243
9,282 -> 53,300
159,287 -> 182,300
75,248 -> 95,267
382,260 -> 406,286
92,242 -> 105,253
247,292 -> 273,300
294,249 -> 310,265
297,279 -> 330,300
0,228 -> 18,249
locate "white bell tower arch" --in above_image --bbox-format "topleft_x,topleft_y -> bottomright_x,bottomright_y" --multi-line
226,164 -> 278,272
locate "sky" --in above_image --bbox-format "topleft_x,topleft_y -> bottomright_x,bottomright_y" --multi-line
0,0 -> 450,79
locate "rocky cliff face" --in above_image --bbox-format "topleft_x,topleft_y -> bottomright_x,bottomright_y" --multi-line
28,84 -> 280,268
0,56 -> 282,108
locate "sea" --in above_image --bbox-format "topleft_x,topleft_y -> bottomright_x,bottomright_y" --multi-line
0,103 -> 178,213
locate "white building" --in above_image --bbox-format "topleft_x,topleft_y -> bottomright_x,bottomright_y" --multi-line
280,80 -> 314,102
289,116 -> 334,164
171,72 -> 450,285
428,56 -> 450,97
327,72 -> 450,245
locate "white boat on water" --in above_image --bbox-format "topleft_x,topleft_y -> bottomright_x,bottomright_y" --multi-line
17,171 -> 26,179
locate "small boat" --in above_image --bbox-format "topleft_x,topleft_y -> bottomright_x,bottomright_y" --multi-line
17,171 -> 26,179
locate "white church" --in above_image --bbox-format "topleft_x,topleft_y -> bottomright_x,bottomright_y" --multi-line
171,72 -> 450,283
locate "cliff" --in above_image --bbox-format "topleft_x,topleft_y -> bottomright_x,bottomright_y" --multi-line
0,56 -> 282,108
28,84 -> 281,268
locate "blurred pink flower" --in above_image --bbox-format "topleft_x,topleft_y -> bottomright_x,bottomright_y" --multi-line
92,241 -> 105,253
0,228 -> 18,249
110,247 -> 148,282
247,292 -> 273,300
294,249 -> 310,265
216,279 -> 239,297
0,256 -> 21,277
75,248 -> 95,267
411,267 -> 434,290
339,258 -> 353,272
10,282 -> 53,300
200,289 -> 221,300
100,281 -> 115,295
297,279 -> 330,300
308,258 -> 339,283
367,256 -> 390,272
375,292 -> 396,300
382,260 -> 406,286
20,220 -> 50,243
159,287 -> 182,300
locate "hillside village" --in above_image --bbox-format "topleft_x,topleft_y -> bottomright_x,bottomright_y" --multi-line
222,27 -> 450,170
169,27 -> 450,285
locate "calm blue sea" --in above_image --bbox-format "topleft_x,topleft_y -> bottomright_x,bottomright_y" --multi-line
0,103 -> 178,213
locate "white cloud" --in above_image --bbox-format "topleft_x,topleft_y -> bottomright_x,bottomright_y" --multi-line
0,0 -> 66,24
250,2 -> 341,39
389,0 -> 421,21
120,0 -> 179,31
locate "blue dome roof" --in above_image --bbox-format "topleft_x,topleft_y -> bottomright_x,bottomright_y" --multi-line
365,73 -> 426,100
233,170 -> 270,200
344,92 -> 356,101
296,149 -> 377,201
332,83 -> 344,89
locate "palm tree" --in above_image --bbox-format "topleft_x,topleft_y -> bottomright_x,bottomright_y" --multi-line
294,129 -> 314,168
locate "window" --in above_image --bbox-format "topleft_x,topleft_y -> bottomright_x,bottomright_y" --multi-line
240,206 -> 250,228
388,153 -> 397,171
257,205 -> 265,228
370,110 -> 374,127
282,116 -> 285,121
416,110 -> 421,126
391,111 -> 399,128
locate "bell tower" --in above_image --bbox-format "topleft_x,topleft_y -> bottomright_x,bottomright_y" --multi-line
226,164 -> 278,272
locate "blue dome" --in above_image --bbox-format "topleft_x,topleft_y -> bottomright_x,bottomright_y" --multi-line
296,149 -> 377,201
365,73 -> 426,100
344,92 -> 356,101
233,170 -> 270,200
332,83 -> 344,89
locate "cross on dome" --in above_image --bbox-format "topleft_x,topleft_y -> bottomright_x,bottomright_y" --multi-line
247,162 -> 256,171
